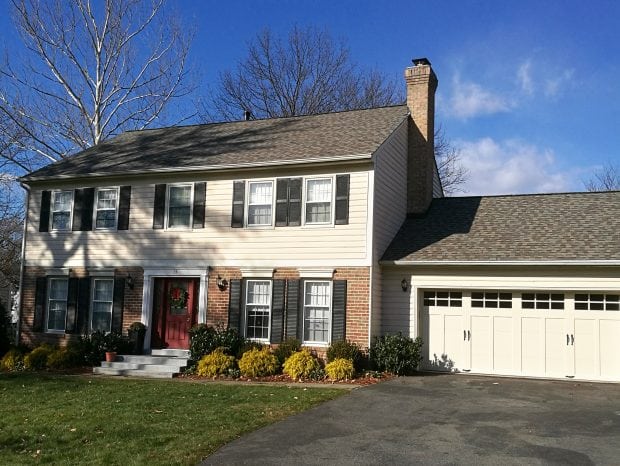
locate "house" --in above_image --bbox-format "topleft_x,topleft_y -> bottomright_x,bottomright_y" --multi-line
17,59 -> 620,382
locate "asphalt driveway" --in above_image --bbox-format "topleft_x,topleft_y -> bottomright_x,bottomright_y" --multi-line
203,374 -> 620,465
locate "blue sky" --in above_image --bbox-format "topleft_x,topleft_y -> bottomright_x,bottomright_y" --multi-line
2,0 -> 619,195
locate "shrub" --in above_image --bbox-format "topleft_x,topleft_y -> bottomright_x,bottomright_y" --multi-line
283,349 -> 320,380
71,331 -> 131,366
0,301 -> 12,357
46,348 -> 82,370
196,348 -> 235,377
327,340 -> 362,370
325,358 -> 355,381
369,334 -> 423,375
189,324 -> 245,362
273,338 -> 301,366
238,347 -> 279,377
24,344 -> 54,370
1,347 -> 25,371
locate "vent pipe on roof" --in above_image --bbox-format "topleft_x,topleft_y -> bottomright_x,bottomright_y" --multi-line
244,110 -> 252,121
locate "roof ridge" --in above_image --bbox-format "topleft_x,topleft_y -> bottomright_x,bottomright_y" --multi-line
437,190 -> 620,200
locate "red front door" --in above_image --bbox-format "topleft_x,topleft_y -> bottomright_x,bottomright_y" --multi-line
154,278 -> 198,349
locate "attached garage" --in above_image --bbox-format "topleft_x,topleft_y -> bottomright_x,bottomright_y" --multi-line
380,192 -> 620,383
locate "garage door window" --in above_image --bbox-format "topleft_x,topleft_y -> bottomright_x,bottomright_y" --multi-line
522,293 -> 564,309
472,292 -> 512,308
575,294 -> 619,311
423,291 -> 462,307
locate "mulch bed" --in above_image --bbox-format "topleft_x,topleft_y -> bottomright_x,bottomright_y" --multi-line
179,372 -> 394,386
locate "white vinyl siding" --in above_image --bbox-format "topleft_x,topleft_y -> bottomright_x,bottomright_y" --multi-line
247,181 -> 273,226
47,278 -> 68,332
304,178 -> 332,225
244,280 -> 271,341
167,184 -> 193,229
51,190 -> 73,231
94,188 -> 119,230
303,281 -> 331,344
91,278 -> 114,332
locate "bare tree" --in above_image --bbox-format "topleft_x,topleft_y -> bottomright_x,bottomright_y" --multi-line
0,176 -> 23,287
584,163 -> 620,192
205,26 -> 401,121
435,127 -> 468,195
0,0 -> 194,174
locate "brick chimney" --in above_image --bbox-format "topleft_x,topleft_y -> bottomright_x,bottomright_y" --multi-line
405,58 -> 438,215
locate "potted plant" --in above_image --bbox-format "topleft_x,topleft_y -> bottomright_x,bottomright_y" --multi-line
102,332 -> 130,362
128,322 -> 147,355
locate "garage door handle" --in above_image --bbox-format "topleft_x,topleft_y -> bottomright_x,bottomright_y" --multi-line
464,330 -> 466,341
566,334 -> 570,346
571,334 -> 574,345
467,330 -> 471,341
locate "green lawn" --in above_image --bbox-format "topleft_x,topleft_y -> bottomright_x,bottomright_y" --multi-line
0,373 -> 345,465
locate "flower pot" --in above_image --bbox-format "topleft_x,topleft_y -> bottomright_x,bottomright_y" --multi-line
105,351 -> 117,362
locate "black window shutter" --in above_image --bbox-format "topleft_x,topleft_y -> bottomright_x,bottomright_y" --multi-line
288,178 -> 302,226
228,279 -> 242,332
153,184 -> 166,229
270,280 -> 285,343
33,277 -> 48,332
285,280 -> 301,340
112,278 -> 125,333
80,188 -> 95,231
65,277 -> 79,333
231,181 -> 245,228
335,174 -> 350,225
39,190 -> 51,232
331,280 -> 347,341
77,277 -> 91,334
72,188 -> 84,231
192,182 -> 206,229
117,186 -> 132,230
275,178 -> 289,227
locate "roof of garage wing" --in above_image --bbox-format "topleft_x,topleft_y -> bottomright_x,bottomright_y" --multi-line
21,105 -> 409,182
382,191 -> 620,264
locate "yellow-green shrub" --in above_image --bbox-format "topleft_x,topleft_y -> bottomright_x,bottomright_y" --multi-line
47,348 -> 81,370
238,347 -> 279,377
24,344 -> 54,370
1,348 -> 24,371
325,358 -> 355,381
196,347 -> 235,377
283,349 -> 320,380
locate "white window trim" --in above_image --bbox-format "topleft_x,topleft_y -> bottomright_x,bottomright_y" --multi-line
245,180 -> 275,228
302,176 -> 335,227
46,277 -> 69,333
50,189 -> 74,232
302,280 -> 332,346
90,277 -> 115,333
243,279 -> 272,343
165,183 -> 194,230
93,186 -> 120,231
574,293 -> 620,311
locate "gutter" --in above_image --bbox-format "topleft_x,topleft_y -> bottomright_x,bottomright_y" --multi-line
16,182 -> 30,344
380,260 -> 620,266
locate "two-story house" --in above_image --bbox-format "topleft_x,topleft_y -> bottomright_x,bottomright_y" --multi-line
17,59 -> 620,382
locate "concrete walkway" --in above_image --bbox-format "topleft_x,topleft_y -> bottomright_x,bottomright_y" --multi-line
203,374 -> 620,465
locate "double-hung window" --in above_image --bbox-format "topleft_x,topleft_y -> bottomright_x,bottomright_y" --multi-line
51,191 -> 73,231
303,281 -> 332,344
305,178 -> 332,224
248,181 -> 273,226
167,184 -> 193,228
245,280 -> 271,341
91,278 -> 114,332
47,278 -> 68,332
94,188 -> 118,229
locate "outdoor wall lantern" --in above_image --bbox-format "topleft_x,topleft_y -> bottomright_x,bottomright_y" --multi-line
126,274 -> 135,290
401,279 -> 409,292
217,275 -> 228,291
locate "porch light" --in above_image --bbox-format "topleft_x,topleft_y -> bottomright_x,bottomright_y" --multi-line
126,274 -> 135,290
217,275 -> 228,291
401,279 -> 408,292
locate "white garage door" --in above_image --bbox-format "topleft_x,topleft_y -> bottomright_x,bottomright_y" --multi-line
421,290 -> 620,382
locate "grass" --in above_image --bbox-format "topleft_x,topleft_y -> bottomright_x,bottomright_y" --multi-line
0,372 -> 345,465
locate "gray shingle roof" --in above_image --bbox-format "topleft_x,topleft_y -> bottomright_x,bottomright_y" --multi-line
22,105 -> 409,181
382,191 -> 620,263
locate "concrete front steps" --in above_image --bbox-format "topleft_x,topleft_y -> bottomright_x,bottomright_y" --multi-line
92,349 -> 190,379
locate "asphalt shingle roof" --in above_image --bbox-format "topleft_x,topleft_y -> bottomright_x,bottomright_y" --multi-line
22,105 -> 409,181
382,191 -> 620,263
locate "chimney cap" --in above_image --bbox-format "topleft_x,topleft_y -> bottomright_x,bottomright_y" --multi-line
412,57 -> 431,66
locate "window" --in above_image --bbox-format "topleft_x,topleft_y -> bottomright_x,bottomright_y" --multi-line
575,293 -> 619,311
47,278 -> 68,331
423,291 -> 462,307
305,178 -> 332,224
522,293 -> 565,310
167,184 -> 192,228
303,281 -> 331,344
94,188 -> 118,229
245,280 -> 271,341
51,191 -> 73,231
472,292 -> 512,309
91,279 -> 114,332
247,181 -> 273,226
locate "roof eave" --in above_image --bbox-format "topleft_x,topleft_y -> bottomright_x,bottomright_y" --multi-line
380,259 -> 620,266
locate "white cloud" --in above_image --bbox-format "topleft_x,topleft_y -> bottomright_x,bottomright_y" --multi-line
447,75 -> 513,119
544,69 -> 575,97
517,60 -> 533,95
455,137 -> 582,196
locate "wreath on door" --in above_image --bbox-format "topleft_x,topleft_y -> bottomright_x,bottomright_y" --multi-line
170,286 -> 188,308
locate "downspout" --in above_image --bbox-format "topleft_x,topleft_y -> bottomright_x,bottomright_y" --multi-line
16,182 -> 30,344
